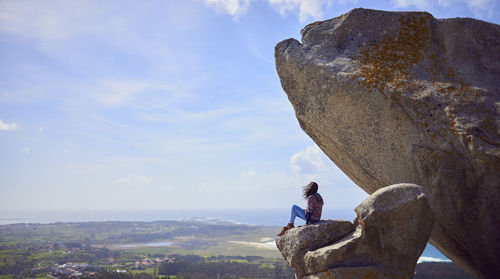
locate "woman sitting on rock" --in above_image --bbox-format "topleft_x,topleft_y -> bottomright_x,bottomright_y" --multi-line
277,182 -> 324,236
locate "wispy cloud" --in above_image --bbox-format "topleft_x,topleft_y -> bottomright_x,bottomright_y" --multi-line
0,0 -> 98,40
391,0 -> 430,9
417,256 -> 452,263
290,144 -> 346,183
203,0 -> 251,19
391,0 -> 498,19
194,144 -> 367,209
290,145 -> 329,174
91,80 -> 156,107
0,120 -> 19,131
268,0 -> 336,22
466,0 -> 497,18
202,0 -> 356,22
235,144 -> 353,190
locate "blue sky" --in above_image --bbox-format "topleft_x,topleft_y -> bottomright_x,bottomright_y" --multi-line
1,0 -> 499,212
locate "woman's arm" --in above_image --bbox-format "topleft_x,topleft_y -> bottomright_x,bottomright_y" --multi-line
306,195 -> 313,213
305,196 -> 313,224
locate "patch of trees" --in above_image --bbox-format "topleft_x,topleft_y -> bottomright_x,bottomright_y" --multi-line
83,270 -> 157,279
206,255 -> 264,262
64,242 -> 83,249
158,254 -> 294,279
106,232 -> 174,243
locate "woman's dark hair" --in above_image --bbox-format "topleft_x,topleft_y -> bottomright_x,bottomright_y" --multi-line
303,182 -> 318,199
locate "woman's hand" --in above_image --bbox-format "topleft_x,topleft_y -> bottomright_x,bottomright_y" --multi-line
305,212 -> 312,225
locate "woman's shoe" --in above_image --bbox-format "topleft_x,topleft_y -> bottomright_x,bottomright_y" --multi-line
276,223 -> 295,236
276,226 -> 288,236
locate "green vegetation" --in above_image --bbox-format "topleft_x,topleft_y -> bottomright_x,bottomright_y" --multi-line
0,220 -> 288,278
158,254 -> 293,279
0,220 -> 471,278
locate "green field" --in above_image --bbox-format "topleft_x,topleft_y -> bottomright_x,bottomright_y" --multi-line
0,220 -> 288,278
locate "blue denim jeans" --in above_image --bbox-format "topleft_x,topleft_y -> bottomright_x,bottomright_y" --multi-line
289,205 -> 306,224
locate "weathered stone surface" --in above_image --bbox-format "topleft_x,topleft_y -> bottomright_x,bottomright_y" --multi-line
275,8 -> 500,278
276,220 -> 355,278
303,266 -> 379,279
306,184 -> 433,279
277,184 -> 433,279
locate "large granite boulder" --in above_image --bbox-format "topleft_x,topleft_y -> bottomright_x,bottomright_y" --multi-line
277,184 -> 434,279
275,8 -> 500,278
276,220 -> 355,278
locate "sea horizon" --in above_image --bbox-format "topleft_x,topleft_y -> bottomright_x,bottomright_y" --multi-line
0,208 -> 358,226
0,208 -> 450,262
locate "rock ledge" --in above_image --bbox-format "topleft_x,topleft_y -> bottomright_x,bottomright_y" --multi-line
277,184 -> 434,279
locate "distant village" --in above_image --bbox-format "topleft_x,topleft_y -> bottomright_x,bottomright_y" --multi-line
12,236 -> 176,278
47,256 -> 174,278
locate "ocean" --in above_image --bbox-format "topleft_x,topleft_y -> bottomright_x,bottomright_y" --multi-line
0,208 -> 449,262
0,208 -> 357,226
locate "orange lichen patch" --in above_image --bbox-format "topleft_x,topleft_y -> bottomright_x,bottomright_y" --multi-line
304,20 -> 324,30
446,66 -> 456,79
351,13 -> 496,153
354,13 -> 478,101
432,132 -> 438,141
467,136 -> 474,151
334,13 -> 346,20
450,117 -> 460,135
355,13 -> 433,93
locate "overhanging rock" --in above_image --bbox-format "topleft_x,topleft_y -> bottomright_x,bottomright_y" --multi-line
275,8 -> 500,278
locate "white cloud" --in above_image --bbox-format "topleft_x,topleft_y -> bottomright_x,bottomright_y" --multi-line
290,145 -> 333,175
38,126 -> 45,134
0,120 -> 19,131
466,0 -> 497,18
203,0 -> 344,22
437,0 -> 452,6
268,0 -> 299,15
92,81 -> 149,106
91,80 -> 170,107
203,0 -> 251,19
0,0 -> 97,40
115,174 -> 153,185
268,0 -> 334,22
391,0 -> 497,18
289,145 -> 368,203
289,145 -> 351,186
21,146 -> 30,153
192,144 -> 366,209
417,256 -> 452,263
391,0 -> 430,9
242,170 -> 257,179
